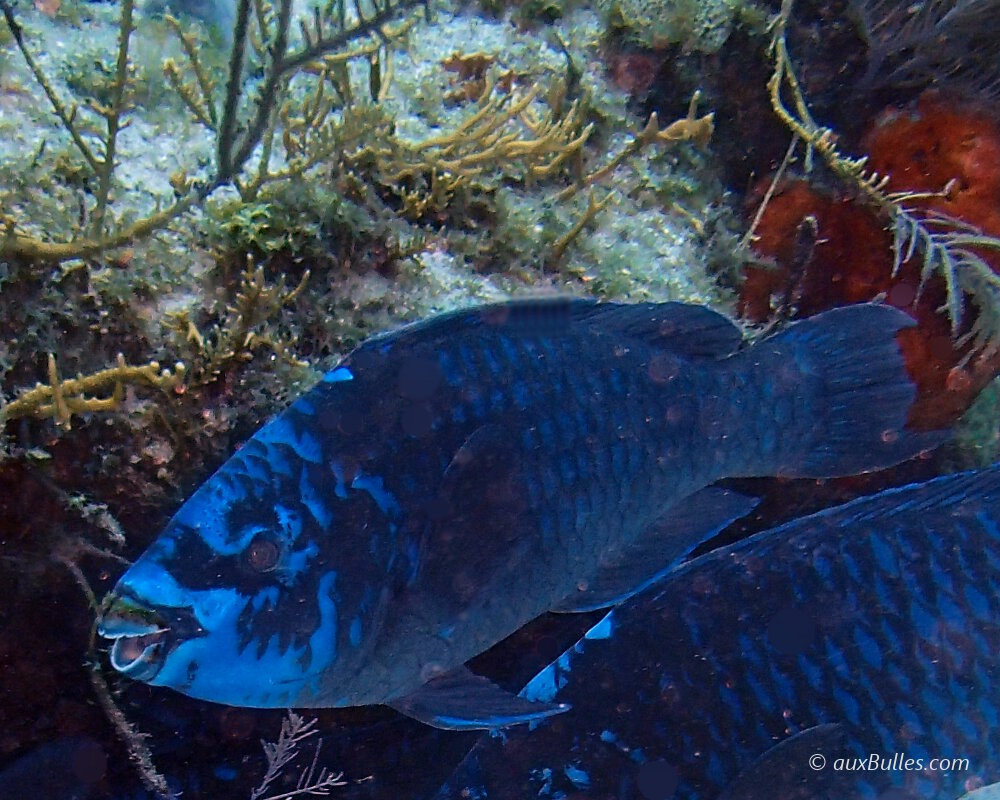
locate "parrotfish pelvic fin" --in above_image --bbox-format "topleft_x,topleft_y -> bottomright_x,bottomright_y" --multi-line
388,665 -> 570,730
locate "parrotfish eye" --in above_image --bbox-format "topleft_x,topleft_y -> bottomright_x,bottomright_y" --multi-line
245,533 -> 281,573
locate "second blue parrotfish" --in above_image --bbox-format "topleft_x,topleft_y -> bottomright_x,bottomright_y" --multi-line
97,299 -> 938,729
438,465 -> 1000,799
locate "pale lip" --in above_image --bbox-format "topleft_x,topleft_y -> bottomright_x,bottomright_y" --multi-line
98,594 -> 170,681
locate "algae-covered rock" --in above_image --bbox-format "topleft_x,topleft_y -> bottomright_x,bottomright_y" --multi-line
600,0 -> 756,53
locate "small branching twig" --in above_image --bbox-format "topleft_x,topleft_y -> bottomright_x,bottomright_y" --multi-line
742,133 -> 799,250
219,0 -> 429,186
768,0 -> 890,203
64,493 -> 128,548
225,259 -> 310,362
163,15 -> 219,129
250,712 -> 348,800
550,189 -> 612,265
0,0 -> 429,262
0,353 -> 186,430
0,0 -> 99,174
88,660 -> 176,799
46,504 -> 172,800
892,209 -> 1000,349
90,0 -> 137,237
0,187 -> 206,262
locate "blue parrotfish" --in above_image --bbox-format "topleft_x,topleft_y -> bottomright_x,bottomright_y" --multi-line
97,299 -> 938,730
438,465 -> 1000,799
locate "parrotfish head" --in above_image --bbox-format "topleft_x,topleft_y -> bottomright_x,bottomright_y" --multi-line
98,364 -> 416,708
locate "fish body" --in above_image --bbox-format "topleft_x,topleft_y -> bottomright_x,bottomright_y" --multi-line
438,466 -> 1000,798
98,299 -> 934,729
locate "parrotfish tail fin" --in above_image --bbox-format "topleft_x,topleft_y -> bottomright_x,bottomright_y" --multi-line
745,303 -> 946,478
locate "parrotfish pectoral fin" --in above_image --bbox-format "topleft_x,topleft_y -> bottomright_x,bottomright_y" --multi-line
388,666 -> 570,730
752,304 -> 946,478
551,487 -> 759,613
416,424 -> 534,608
717,723 -> 854,800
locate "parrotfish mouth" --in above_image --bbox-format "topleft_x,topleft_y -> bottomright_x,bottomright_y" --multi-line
97,593 -> 199,681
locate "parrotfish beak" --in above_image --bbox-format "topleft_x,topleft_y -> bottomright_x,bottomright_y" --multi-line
98,594 -> 177,681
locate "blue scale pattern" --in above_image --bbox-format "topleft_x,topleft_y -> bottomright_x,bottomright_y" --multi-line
440,467 -> 1000,800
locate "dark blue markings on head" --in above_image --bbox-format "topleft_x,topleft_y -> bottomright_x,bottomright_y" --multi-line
241,451 -> 274,484
467,386 -> 487,420
258,415 -> 323,464
330,460 -> 352,499
307,571 -> 339,670
273,504 -> 303,541
299,465 -> 334,530
349,617 -> 362,647
350,473 -> 400,518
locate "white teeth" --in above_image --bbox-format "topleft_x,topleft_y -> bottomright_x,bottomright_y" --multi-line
101,625 -> 168,640
97,594 -> 167,639
98,618 -> 166,639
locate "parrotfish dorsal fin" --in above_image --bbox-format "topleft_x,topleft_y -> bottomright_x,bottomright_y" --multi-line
552,486 -> 758,613
388,665 -> 569,730
576,301 -> 743,358
358,298 -> 742,359
717,723 -> 854,800
356,297 -> 587,349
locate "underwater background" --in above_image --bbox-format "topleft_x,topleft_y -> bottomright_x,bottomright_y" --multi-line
2,0 -> 1000,797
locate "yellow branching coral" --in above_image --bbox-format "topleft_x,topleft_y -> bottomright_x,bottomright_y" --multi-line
170,256 -> 310,384
0,353 -> 186,430
557,90 -> 714,202
362,79 -> 593,217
